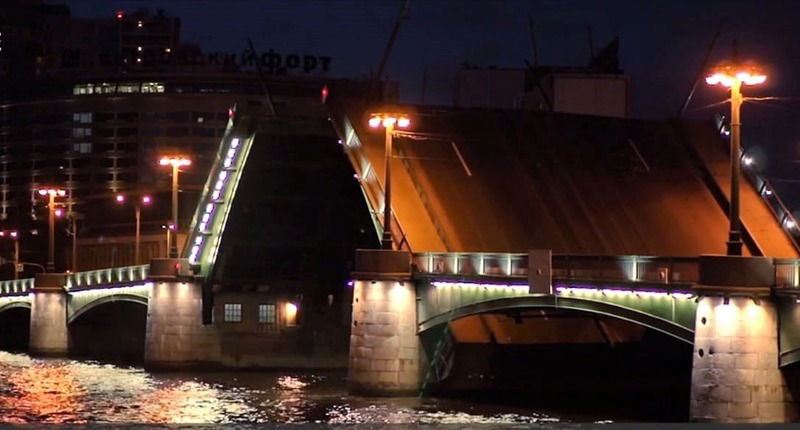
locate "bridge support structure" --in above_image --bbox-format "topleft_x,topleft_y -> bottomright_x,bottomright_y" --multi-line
29,273 -> 68,356
348,249 -> 420,396
691,255 -> 797,423
144,258 -> 220,369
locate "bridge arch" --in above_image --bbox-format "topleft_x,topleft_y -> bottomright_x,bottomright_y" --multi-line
68,294 -> 147,325
0,299 -> 31,351
418,295 -> 694,344
0,300 -> 31,314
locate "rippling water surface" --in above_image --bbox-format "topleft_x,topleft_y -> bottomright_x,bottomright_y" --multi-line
0,351 -> 582,424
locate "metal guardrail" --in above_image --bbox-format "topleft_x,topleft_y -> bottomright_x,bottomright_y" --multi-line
65,265 -> 149,289
0,278 -> 35,295
413,253 -> 699,284
415,252 -> 800,288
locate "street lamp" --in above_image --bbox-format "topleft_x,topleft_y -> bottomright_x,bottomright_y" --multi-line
368,112 -> 411,250
706,63 -> 766,255
161,223 -> 175,258
0,230 -> 19,279
37,188 -> 66,272
116,193 -> 153,265
159,156 -> 191,258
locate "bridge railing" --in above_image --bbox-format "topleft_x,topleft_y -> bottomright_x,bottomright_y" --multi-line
65,265 -> 149,290
0,278 -> 35,295
413,252 -> 699,284
775,259 -> 800,288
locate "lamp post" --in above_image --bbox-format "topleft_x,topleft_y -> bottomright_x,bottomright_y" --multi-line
116,193 -> 152,265
705,64 -> 766,255
368,113 -> 411,250
161,223 -> 175,258
37,188 -> 66,272
159,156 -> 190,258
0,230 -> 19,279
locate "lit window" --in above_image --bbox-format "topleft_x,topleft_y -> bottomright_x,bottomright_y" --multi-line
72,112 -> 92,124
72,127 -> 92,138
118,83 -> 141,93
72,143 -> 92,153
141,82 -> 165,93
223,303 -> 242,322
258,304 -> 276,324
284,302 -> 298,327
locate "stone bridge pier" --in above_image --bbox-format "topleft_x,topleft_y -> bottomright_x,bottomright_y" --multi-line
691,255 -> 797,423
348,250 -> 421,396
143,258 -> 220,369
29,273 -> 69,356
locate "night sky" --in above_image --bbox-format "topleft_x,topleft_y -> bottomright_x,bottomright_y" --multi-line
56,0 -> 800,206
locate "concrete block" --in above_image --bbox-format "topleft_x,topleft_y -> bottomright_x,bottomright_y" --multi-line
352,357 -> 371,371
732,386 -> 751,403
709,386 -> 732,403
399,347 -> 418,360
377,371 -> 398,384
366,323 -> 400,337
758,352 -> 778,369
758,402 -> 787,422
372,345 -> 401,359
728,401 -> 757,419
376,312 -> 398,325
710,353 -> 734,369
360,334 -> 391,348
735,353 -> 759,369
372,359 -> 399,372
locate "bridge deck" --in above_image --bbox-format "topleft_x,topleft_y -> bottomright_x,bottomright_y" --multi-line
330,102 -> 799,258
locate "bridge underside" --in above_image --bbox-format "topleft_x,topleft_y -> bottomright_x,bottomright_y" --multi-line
420,306 -> 693,421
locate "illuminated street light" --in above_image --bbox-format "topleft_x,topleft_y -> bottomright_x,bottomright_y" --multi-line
706,59 -> 766,256
159,156 -> 191,258
36,187 -> 66,272
368,112 -> 411,250
116,193 -> 153,265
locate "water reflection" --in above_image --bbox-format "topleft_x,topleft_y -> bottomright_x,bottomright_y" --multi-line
0,351 -> 564,424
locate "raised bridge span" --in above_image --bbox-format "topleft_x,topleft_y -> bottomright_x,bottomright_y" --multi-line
1,94 -> 800,421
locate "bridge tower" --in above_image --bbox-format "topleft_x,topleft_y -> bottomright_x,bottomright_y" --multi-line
691,255 -> 797,422
28,273 -> 68,356
348,250 -> 421,395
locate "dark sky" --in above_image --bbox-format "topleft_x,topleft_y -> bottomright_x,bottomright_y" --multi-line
56,0 -> 800,199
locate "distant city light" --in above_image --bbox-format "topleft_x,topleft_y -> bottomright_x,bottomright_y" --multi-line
142,195 -> 152,205
742,155 -> 754,166
115,11 -> 125,20
116,194 -> 125,203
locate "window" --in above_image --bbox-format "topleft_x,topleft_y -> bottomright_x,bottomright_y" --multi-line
166,127 -> 189,137
284,302 -> 299,327
141,127 -> 162,137
72,143 -> 92,153
141,82 -> 165,93
72,127 -> 92,138
223,303 -> 242,322
72,112 -> 92,124
192,127 -> 215,137
258,304 -> 276,324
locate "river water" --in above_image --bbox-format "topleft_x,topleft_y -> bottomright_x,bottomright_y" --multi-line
0,351 -> 605,425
